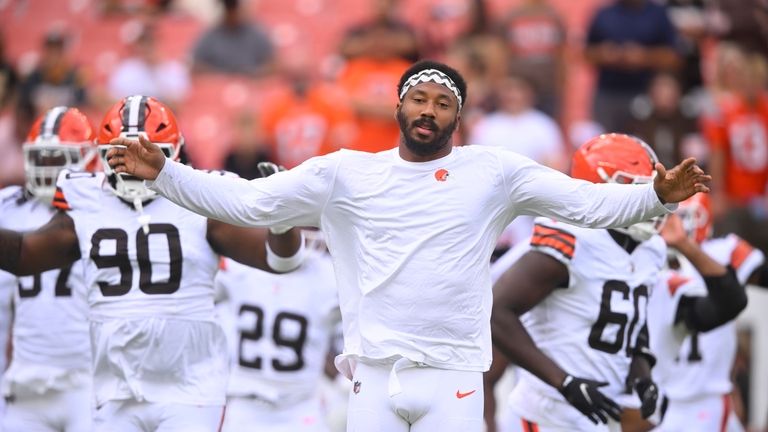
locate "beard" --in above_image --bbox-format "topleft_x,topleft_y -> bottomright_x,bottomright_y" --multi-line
397,110 -> 458,157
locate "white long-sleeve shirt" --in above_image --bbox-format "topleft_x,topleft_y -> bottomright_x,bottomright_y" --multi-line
148,146 -> 672,377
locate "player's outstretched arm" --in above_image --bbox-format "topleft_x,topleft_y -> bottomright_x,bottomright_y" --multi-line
0,212 -> 81,275
205,161 -> 306,273
663,214 -> 747,332
491,251 -> 622,424
108,137 -> 327,230
509,155 -> 708,231
206,221 -> 304,273
653,158 -> 711,204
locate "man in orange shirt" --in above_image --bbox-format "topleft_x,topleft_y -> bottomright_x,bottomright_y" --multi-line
337,0 -> 417,153
262,59 -> 357,168
703,48 -> 768,255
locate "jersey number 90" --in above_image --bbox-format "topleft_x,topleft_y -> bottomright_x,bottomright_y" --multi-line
90,224 -> 182,296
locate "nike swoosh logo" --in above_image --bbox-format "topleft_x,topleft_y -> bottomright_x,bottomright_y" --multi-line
456,389 -> 477,399
579,383 -> 593,405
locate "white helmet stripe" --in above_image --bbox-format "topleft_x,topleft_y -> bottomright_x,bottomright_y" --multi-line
40,106 -> 68,140
124,95 -> 146,135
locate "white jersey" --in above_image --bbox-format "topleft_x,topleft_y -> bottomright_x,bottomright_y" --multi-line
55,171 -> 228,406
650,235 -> 764,401
511,218 -> 667,403
149,145 -> 672,378
0,186 -> 90,397
215,250 -> 339,405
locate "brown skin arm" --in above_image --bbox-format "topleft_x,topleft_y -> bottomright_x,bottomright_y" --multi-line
483,348 -> 510,432
0,211 -> 81,275
206,220 -> 303,272
491,250 -> 570,388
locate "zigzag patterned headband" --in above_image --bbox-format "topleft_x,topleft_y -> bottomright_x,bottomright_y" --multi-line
399,69 -> 463,110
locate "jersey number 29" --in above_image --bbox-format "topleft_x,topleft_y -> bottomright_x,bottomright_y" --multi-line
238,304 -> 309,372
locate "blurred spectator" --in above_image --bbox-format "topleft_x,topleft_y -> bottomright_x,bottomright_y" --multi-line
627,72 -> 704,168
0,33 -> 21,188
336,57 -> 410,153
0,34 -> 16,111
261,56 -> 356,169
468,72 -> 566,250
414,0 -> 487,59
443,34 -> 508,143
438,0 -> 507,143
336,0 -> 414,153
701,44 -> 768,253
709,0 -> 768,58
17,31 -> 88,142
660,0 -> 708,95
108,23 -> 190,105
222,110 -> 271,180
339,0 -> 419,62
496,0 -> 567,120
191,0 -> 275,76
468,73 -> 566,171
585,0 -> 681,132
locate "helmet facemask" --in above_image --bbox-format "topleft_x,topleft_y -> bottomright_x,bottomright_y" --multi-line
98,133 -> 179,204
23,106 -> 97,205
24,140 -> 97,204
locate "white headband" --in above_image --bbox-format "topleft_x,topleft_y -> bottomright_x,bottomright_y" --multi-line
399,69 -> 463,110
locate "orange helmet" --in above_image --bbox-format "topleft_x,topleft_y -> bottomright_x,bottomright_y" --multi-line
23,106 -> 98,204
677,193 -> 712,244
97,95 -> 184,202
571,133 -> 664,241
571,133 -> 658,184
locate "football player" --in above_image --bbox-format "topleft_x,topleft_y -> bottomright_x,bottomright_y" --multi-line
648,193 -> 763,432
0,106 -> 97,432
488,134 -> 732,431
216,229 -> 340,432
104,60 -> 711,431
0,95 -> 305,432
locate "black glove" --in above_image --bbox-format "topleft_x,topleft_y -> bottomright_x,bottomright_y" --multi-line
633,377 -> 659,419
559,375 -> 623,424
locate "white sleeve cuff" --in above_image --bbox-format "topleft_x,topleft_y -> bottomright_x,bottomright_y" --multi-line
648,183 -> 678,213
144,157 -> 175,190
266,234 -> 306,273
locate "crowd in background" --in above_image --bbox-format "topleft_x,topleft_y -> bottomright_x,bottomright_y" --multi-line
0,0 -> 767,425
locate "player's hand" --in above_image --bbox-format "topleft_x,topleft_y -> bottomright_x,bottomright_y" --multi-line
256,162 -> 292,235
106,135 -> 166,181
653,158 -> 711,204
633,377 -> 659,419
559,375 -> 623,424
